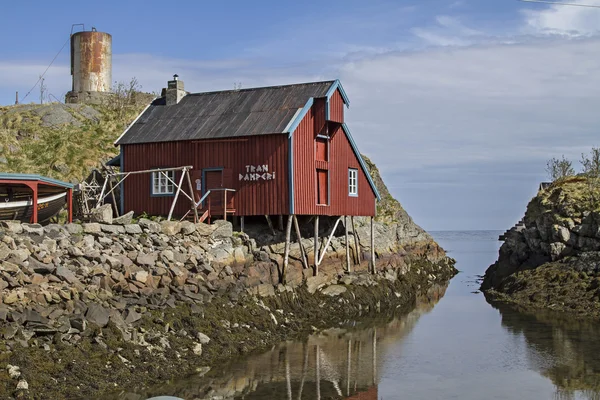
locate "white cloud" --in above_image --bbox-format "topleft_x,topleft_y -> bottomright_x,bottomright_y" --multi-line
522,0 -> 600,36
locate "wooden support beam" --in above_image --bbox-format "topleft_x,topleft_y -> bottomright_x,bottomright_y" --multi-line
282,214 -> 293,284
167,170 -> 187,221
265,215 -> 276,236
240,216 -> 245,233
278,215 -> 284,231
345,216 -> 351,273
185,169 -> 198,222
107,177 -> 120,218
371,216 -> 376,274
31,183 -> 38,224
318,217 -> 342,266
351,216 -> 360,265
67,188 -> 73,223
314,215 -> 320,276
293,215 -> 309,270
224,190 -> 228,221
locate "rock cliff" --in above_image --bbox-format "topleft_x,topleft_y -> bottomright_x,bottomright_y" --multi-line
482,177 -> 600,315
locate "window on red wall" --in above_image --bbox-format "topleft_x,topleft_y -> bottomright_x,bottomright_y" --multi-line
316,137 -> 328,162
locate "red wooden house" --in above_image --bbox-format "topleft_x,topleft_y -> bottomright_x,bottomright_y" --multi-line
114,77 -> 380,222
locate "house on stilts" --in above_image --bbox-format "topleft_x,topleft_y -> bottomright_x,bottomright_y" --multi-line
112,76 -> 381,274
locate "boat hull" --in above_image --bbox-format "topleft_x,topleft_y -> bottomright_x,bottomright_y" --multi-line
0,192 -> 67,224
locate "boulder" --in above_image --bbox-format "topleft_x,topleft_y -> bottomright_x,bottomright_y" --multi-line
139,218 -> 161,233
212,220 -> 233,238
112,211 -> 134,225
90,204 -> 113,224
306,275 -> 331,294
64,224 -> 83,235
1,221 -> 22,234
180,221 -> 196,235
124,224 -> 143,234
161,221 -> 182,236
86,303 -> 110,327
22,223 -> 44,235
321,284 -> 347,297
195,223 -> 215,236
28,257 -> 55,275
100,224 -> 125,234
55,266 -> 78,284
82,223 -> 102,234
196,332 -> 211,344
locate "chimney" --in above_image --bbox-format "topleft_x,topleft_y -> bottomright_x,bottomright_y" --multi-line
166,74 -> 186,105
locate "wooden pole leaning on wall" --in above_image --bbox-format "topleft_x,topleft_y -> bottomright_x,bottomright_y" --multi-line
293,215 -> 309,269
282,214 -> 293,284
345,216 -> 351,273
107,177 -> 120,217
314,215 -> 320,276
351,216 -> 360,265
370,216 -> 376,274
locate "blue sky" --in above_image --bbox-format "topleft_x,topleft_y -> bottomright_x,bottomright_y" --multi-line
2,0 -> 600,231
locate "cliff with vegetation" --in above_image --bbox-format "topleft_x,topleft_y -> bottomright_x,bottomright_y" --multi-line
0,82 -> 153,182
482,176 -> 600,316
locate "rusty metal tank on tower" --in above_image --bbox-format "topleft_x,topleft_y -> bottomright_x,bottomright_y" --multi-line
66,28 -> 112,103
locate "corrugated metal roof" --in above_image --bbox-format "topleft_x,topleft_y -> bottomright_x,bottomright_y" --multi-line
0,173 -> 75,189
116,80 -> 336,145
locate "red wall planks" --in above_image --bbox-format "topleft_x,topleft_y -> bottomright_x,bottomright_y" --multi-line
122,134 -> 289,217
292,101 -> 376,217
329,89 -> 345,123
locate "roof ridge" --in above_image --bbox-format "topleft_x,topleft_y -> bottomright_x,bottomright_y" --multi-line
186,80 -> 336,97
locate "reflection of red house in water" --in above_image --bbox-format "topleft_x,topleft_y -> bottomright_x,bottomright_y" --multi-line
346,386 -> 378,400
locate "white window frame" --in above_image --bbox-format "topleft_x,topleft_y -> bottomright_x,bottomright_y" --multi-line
151,170 -> 175,196
348,168 -> 358,197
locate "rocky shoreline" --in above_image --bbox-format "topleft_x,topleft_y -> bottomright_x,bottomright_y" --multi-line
0,213 -> 456,399
482,177 -> 600,317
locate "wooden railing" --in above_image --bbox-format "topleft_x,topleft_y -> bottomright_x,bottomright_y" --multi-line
180,188 -> 236,223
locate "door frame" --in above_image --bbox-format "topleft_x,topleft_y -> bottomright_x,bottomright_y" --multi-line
201,167 -> 224,206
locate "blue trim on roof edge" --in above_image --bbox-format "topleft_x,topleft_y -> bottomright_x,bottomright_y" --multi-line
286,98 -> 314,136
289,135 -> 295,214
325,80 -> 350,107
341,124 -> 381,201
0,173 -> 75,189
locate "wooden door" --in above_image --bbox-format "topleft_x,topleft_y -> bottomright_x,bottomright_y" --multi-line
204,170 -> 223,207
317,169 -> 328,205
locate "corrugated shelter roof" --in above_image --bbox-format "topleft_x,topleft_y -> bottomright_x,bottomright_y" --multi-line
116,80 -> 337,145
0,173 -> 75,189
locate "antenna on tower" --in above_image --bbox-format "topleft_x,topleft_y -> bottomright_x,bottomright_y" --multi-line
39,75 -> 46,104
519,0 -> 600,8
233,82 -> 242,90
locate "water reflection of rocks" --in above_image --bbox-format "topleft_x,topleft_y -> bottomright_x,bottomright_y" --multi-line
119,285 -> 447,400
490,300 -> 600,400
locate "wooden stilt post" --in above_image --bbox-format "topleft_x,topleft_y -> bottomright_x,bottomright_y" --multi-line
67,188 -> 73,223
224,190 -> 227,222
314,215 -> 320,276
370,216 -> 376,274
282,214 -> 293,284
278,215 -> 284,231
185,169 -> 198,222
293,215 -> 309,270
265,215 -> 276,236
31,183 -> 38,224
351,216 -> 360,265
240,216 -> 245,233
345,216 -> 351,273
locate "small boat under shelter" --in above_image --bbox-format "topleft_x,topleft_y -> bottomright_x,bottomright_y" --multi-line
0,173 -> 74,224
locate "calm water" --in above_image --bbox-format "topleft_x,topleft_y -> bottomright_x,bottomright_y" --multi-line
137,231 -> 600,400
